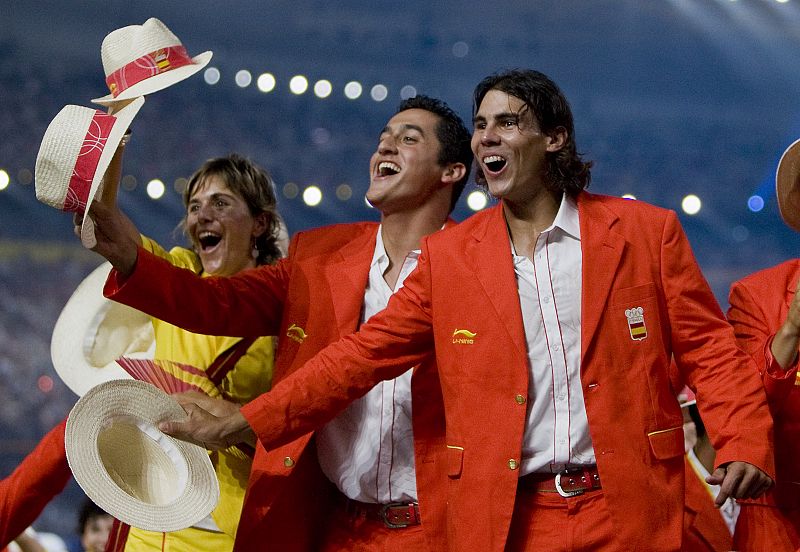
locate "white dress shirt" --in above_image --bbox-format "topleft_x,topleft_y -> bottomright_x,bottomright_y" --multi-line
315,227 -> 419,503
513,194 -> 597,475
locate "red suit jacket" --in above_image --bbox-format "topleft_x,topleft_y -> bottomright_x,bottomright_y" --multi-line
0,418 -> 71,548
107,193 -> 774,551
110,221 -> 449,551
727,259 -> 800,545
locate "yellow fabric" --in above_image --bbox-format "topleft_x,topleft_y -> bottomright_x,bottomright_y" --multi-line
125,237 -> 274,551
125,526 -> 234,552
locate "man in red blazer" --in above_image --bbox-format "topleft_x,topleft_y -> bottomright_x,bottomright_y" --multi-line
96,70 -> 773,551
0,418 -> 71,549
726,140 -> 800,550
83,95 -> 472,551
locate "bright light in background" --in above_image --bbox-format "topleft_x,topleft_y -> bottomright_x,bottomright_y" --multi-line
370,84 -> 388,102
289,75 -> 308,95
0,170 -> 9,190
283,182 -> 299,199
146,179 -> 165,199
467,190 -> 488,211
257,73 -> 276,92
400,85 -> 417,99
344,81 -> 363,99
37,375 -> 54,393
732,225 -> 749,242
235,69 -> 252,88
314,79 -> 332,98
302,185 -> 322,206
747,194 -> 764,212
681,194 -> 702,215
776,0 -> 789,4
452,41 -> 469,58
621,193 -> 637,200
204,67 -> 220,85
336,184 -> 352,201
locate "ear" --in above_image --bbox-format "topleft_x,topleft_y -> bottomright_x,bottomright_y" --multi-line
440,162 -> 467,186
545,126 -> 568,153
251,212 -> 269,238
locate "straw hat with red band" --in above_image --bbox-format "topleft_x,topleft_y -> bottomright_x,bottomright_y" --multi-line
776,138 -> 800,233
92,17 -> 212,107
34,97 -> 144,248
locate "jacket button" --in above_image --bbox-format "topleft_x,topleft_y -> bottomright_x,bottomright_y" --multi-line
284,456 -> 295,468
508,459 -> 519,470
514,394 -> 526,405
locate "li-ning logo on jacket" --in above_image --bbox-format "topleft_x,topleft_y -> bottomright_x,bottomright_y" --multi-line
286,323 -> 307,344
452,329 -> 477,345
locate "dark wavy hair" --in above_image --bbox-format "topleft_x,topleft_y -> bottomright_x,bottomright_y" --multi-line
181,154 -> 282,266
396,95 -> 473,213
473,69 -> 592,196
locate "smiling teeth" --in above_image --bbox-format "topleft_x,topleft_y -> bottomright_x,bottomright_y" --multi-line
483,155 -> 505,164
378,162 -> 401,173
199,231 -> 220,239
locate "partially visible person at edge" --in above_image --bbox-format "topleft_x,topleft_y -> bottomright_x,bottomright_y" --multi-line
0,419 -> 71,551
92,69 -> 772,551
83,95 -> 471,551
83,150 -> 283,552
727,144 -> 800,550
76,499 -> 113,552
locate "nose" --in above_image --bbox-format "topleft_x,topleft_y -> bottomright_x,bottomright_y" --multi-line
377,135 -> 398,155
478,125 -> 499,146
195,202 -> 214,221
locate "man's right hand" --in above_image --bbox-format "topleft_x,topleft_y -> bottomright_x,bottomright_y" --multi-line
73,200 -> 140,277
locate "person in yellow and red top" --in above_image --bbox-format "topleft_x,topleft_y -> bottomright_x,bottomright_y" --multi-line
97,151 -> 282,552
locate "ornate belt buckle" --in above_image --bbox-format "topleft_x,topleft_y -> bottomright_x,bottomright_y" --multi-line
380,503 -> 413,528
555,472 -> 584,498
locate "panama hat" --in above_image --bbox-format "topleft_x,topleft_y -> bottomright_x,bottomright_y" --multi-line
65,379 -> 219,532
92,17 -> 212,106
34,97 -> 144,248
776,138 -> 800,232
51,261 -> 155,397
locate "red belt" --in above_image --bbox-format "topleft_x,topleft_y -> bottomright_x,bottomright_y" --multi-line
518,466 -> 602,497
341,497 -> 421,528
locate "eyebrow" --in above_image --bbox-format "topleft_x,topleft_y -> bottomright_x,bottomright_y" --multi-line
380,123 -> 425,136
188,192 -> 234,203
473,111 -> 518,124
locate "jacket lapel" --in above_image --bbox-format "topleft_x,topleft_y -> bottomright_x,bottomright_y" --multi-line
469,205 -> 528,358
324,226 -> 377,335
578,193 -> 626,359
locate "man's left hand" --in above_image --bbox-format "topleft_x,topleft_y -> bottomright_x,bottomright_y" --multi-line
158,399 -> 255,451
706,461 -> 773,506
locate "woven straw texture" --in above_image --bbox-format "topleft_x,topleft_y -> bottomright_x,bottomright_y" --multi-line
66,379 -> 219,532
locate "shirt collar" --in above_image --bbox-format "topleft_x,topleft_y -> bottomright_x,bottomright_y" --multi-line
551,193 -> 581,240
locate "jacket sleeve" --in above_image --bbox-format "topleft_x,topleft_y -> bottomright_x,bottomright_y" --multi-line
728,279 -> 797,414
660,211 -> 774,476
104,247 -> 290,338
241,242 -> 436,450
0,418 -> 71,548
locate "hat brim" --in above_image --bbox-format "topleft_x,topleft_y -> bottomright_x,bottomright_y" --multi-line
91,51 -> 213,106
51,261 -> 154,397
65,380 -> 219,532
776,138 -> 800,233
79,96 -> 144,248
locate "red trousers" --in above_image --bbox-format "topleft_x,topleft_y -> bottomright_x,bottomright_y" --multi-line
318,500 -> 427,552
507,487 -> 621,551
733,503 -> 799,551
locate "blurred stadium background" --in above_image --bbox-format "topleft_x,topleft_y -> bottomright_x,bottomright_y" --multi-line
2,0 -> 800,540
